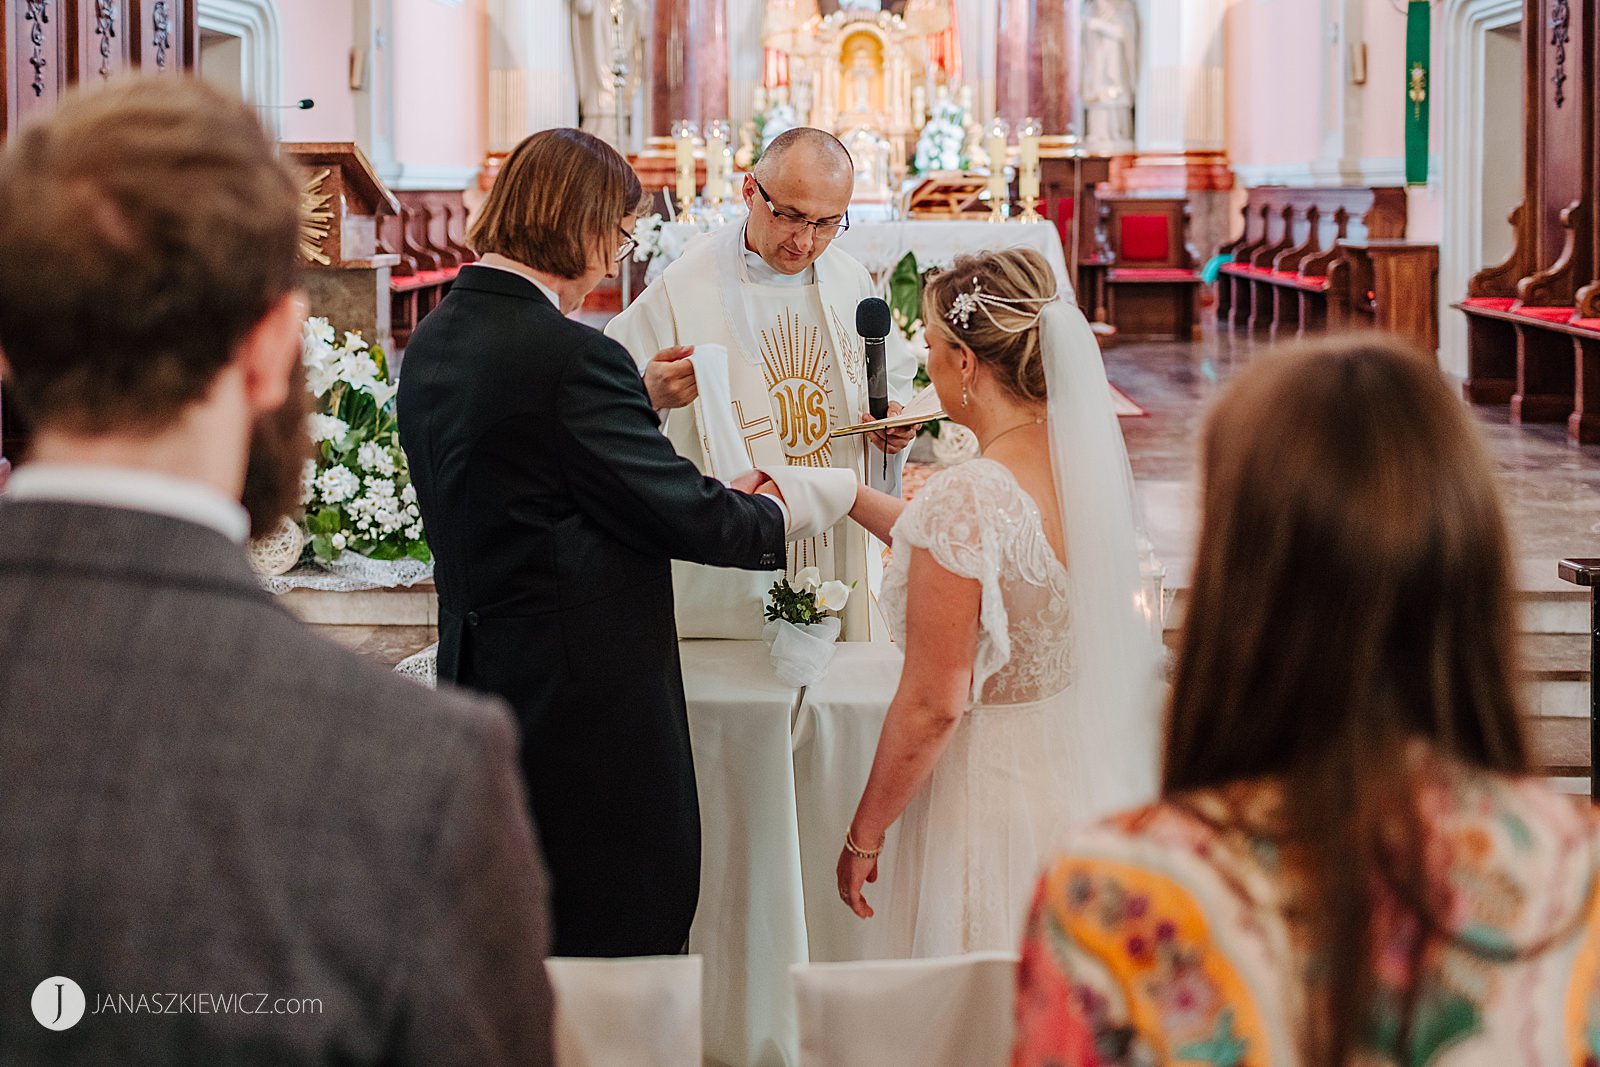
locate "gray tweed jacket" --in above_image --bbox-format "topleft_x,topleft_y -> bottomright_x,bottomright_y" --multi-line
0,499 -> 554,1066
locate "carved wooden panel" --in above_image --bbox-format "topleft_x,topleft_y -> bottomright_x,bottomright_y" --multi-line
127,0 -> 192,75
67,0 -> 131,84
4,0 -> 72,138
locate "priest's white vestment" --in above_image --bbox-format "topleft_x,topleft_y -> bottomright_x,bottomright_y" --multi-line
607,224 -> 917,640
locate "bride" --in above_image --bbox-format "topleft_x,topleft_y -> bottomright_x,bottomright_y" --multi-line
836,248 -> 1164,956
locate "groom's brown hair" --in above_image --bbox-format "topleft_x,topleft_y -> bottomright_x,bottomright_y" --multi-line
469,128 -> 647,280
0,77 -> 301,434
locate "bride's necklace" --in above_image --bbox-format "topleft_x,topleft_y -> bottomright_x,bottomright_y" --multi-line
980,413 -> 1046,454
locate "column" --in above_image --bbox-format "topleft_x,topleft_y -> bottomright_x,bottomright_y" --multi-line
1118,0 -> 1234,257
650,0 -> 729,135
995,0 -> 1076,132
488,0 -> 577,153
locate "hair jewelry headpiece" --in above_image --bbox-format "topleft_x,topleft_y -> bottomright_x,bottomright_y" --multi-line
946,276 -> 1057,334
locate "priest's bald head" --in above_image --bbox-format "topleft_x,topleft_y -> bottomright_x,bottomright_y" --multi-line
741,127 -> 854,275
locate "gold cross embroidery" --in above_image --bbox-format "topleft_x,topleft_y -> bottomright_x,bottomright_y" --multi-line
734,399 -> 776,465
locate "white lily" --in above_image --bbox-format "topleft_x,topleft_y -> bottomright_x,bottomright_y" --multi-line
365,378 -> 399,409
795,566 -> 822,591
817,580 -> 851,613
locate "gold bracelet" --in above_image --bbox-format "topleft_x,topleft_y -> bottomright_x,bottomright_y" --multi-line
844,827 -> 883,860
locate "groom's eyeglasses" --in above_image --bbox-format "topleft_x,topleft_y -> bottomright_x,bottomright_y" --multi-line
754,179 -> 849,241
613,225 -> 638,263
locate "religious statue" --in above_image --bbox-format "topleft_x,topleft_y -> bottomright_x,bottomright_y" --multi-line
569,0 -> 647,147
1081,0 -> 1138,153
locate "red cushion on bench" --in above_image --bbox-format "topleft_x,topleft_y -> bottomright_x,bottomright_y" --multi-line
1118,215 -> 1171,263
1108,268 -> 1200,283
390,275 -> 427,293
1512,305 -> 1577,324
1572,318 -> 1600,331
1460,296 -> 1517,311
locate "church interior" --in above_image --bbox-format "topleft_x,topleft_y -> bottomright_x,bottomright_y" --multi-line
4,0 -> 1600,1063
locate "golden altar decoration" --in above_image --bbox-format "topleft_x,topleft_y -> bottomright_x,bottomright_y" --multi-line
764,1 -> 950,166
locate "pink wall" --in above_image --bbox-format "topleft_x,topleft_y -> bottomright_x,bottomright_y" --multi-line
1223,0 -> 1325,171
392,0 -> 489,174
276,0 -> 359,143
267,0 -> 489,181
1357,0 -> 1408,162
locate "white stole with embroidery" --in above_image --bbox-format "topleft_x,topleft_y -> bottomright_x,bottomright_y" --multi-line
605,224 -> 897,640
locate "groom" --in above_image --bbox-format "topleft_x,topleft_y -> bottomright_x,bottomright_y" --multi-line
607,128 -> 919,640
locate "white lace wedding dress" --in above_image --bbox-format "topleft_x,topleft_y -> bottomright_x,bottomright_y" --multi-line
877,457 -> 1090,957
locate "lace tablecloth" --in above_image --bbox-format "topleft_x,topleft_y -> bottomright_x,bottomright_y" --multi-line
258,555 -> 434,595
648,219 -> 1074,299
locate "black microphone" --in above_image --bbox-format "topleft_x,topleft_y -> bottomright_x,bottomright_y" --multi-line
856,297 -> 891,421
257,99 -> 316,110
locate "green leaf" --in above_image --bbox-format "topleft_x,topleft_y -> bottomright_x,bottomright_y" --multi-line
406,540 -> 433,563
366,542 -> 402,561
307,507 -> 343,535
310,534 -> 335,562
887,252 -> 923,340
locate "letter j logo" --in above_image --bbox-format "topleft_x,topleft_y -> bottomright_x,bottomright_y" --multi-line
31,977 -> 85,1030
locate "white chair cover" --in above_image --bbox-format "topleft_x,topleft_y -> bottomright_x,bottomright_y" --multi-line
790,951 -> 1018,1067
545,955 -> 703,1067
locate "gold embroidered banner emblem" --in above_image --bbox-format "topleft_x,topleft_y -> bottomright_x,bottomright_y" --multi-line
760,308 -> 834,468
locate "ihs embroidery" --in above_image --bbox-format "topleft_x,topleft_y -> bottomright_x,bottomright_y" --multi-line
760,308 -> 837,469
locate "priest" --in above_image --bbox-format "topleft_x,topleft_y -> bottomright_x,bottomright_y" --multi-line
607,128 -> 918,640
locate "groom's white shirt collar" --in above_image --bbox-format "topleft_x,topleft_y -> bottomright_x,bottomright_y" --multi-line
475,259 -> 565,312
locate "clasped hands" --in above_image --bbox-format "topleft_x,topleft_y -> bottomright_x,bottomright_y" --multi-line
644,345 -> 920,454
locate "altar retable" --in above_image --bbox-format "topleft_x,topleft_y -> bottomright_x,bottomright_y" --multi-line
608,133 -> 917,640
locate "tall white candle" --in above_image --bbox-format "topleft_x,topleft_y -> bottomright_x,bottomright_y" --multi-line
1019,127 -> 1041,202
674,129 -> 696,206
985,132 -> 1008,207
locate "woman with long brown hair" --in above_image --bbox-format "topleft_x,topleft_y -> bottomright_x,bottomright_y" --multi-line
1013,336 -> 1600,1066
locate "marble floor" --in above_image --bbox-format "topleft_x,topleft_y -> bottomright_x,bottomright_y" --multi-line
1106,331 -> 1600,589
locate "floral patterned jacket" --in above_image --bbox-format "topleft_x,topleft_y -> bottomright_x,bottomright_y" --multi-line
1013,765 -> 1600,1067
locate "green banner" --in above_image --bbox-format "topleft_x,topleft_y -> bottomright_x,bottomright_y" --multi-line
1405,0 -> 1431,185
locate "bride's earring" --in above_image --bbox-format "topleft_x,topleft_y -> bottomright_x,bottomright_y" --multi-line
961,382 -> 969,408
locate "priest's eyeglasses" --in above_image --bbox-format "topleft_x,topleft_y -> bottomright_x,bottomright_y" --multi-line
754,179 -> 850,241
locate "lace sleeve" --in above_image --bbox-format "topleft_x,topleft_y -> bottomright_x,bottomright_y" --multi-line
889,461 -> 1014,701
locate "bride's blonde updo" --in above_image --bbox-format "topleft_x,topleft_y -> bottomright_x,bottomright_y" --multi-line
922,247 -> 1058,403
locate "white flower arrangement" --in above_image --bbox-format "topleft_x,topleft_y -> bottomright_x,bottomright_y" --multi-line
767,566 -> 852,625
913,94 -> 973,175
299,317 -> 430,565
764,567 -> 852,686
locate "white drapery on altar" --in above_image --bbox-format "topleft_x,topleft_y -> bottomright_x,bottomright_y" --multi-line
677,640 -> 905,1067
642,218 -> 1075,299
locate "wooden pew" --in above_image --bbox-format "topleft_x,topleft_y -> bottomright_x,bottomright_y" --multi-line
1099,195 -> 1202,341
381,190 -> 477,351
1454,0 -> 1597,443
1216,187 -> 1418,344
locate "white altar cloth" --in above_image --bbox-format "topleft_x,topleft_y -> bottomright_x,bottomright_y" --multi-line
680,640 -> 904,1067
644,219 -> 1074,302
